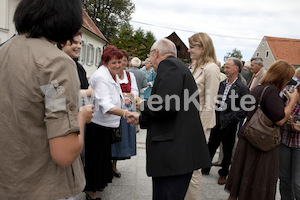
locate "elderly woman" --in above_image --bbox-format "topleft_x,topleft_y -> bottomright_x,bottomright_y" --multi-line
225,60 -> 299,200
111,49 -> 138,178
141,58 -> 157,100
84,45 -> 138,200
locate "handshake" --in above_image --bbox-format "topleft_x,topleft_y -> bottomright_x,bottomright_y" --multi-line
126,111 -> 140,125
125,96 -> 144,125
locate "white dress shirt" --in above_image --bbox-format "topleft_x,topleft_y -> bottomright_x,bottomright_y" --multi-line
89,65 -> 124,128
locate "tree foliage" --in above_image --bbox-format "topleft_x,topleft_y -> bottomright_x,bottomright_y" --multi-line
110,23 -> 156,61
82,0 -> 135,39
223,48 -> 243,62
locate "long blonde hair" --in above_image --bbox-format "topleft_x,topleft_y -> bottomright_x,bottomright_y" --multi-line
188,32 -> 217,67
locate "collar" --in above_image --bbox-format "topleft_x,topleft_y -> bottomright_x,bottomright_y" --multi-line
254,68 -> 263,77
226,77 -> 238,87
102,65 -> 119,84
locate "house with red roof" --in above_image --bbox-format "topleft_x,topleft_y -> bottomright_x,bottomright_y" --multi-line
80,9 -> 108,77
252,36 -> 300,69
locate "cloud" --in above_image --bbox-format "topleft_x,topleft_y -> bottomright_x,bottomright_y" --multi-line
131,0 -> 300,63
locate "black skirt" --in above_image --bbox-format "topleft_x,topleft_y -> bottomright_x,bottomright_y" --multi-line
84,122 -> 113,191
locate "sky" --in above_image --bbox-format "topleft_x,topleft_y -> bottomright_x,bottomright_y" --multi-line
129,0 -> 300,65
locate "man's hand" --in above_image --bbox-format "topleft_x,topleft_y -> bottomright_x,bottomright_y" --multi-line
126,111 -> 140,125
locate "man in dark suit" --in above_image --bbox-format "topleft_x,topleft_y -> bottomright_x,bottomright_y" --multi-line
202,57 -> 249,185
128,38 -> 210,200
241,61 -> 251,85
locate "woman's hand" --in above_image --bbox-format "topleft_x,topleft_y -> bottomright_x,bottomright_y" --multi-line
124,97 -> 132,106
78,104 -> 94,123
286,89 -> 299,103
287,115 -> 294,125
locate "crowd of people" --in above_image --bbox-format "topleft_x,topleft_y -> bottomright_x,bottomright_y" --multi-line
1,1 -> 300,200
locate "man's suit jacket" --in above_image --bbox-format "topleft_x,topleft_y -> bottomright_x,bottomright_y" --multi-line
216,77 -> 249,128
241,68 -> 251,85
139,56 -> 211,177
190,62 -> 220,131
127,67 -> 147,96
248,68 -> 267,90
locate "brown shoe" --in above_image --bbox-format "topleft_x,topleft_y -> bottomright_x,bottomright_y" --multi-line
212,161 -> 222,167
218,175 -> 226,185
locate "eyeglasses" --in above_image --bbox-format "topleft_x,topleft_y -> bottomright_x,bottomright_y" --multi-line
147,49 -> 155,58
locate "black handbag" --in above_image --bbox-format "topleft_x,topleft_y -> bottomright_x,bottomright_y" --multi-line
111,120 -> 122,144
244,85 -> 281,152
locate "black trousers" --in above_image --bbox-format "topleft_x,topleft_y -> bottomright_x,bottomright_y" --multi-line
152,172 -> 193,200
207,122 -> 237,177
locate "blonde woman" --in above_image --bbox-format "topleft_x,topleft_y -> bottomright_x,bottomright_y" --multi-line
185,32 -> 221,200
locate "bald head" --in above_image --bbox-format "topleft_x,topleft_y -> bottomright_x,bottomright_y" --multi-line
151,38 -> 177,58
149,38 -> 178,72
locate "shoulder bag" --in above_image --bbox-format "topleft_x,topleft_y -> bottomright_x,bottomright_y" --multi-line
244,85 -> 281,152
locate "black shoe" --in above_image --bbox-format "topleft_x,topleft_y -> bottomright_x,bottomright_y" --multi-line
201,169 -> 210,175
212,161 -> 222,167
113,171 -> 121,178
85,192 -> 101,200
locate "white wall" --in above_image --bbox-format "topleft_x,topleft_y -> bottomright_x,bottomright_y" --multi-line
0,0 -> 20,44
0,0 -> 8,44
252,37 -> 276,69
79,28 -> 106,78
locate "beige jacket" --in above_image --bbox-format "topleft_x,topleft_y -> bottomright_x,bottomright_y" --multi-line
0,35 -> 85,200
191,62 -> 221,130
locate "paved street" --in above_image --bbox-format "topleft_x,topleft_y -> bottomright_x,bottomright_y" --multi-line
75,128 -> 281,200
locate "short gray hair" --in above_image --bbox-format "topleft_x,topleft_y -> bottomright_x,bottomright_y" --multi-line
151,38 -> 177,57
131,57 -> 141,67
251,57 -> 264,67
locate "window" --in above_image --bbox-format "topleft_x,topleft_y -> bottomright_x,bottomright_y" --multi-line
256,52 -> 259,57
86,44 -> 94,66
79,41 -> 86,64
262,42 -> 265,46
266,50 -> 269,57
95,47 -> 102,67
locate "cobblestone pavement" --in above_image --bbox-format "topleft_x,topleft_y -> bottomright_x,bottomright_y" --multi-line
76,128 -> 280,200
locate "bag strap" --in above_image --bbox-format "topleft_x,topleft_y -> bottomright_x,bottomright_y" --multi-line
258,85 -> 270,107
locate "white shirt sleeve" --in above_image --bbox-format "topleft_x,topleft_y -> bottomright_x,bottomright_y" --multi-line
91,75 -> 120,114
129,72 -> 139,97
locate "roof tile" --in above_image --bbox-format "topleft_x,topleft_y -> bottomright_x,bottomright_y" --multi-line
265,36 -> 300,65
82,8 -> 108,43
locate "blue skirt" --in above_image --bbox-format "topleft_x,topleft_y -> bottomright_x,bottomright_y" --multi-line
111,117 -> 136,159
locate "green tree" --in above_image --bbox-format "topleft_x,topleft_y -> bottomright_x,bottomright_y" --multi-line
110,23 -> 156,61
223,48 -> 243,62
82,0 -> 135,39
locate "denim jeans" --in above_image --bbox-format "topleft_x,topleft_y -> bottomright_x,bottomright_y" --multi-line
279,144 -> 300,200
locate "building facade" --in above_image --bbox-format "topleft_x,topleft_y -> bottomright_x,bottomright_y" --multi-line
0,0 -> 108,78
253,36 -> 300,69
